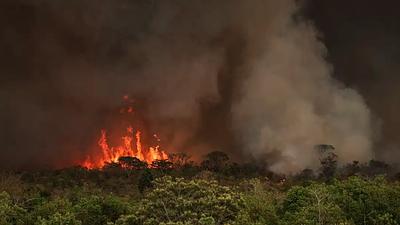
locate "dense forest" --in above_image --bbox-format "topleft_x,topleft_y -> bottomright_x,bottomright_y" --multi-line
2,1 -> 400,224
1,149 -> 400,225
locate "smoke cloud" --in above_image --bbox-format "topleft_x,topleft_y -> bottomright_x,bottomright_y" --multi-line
0,0 -> 374,172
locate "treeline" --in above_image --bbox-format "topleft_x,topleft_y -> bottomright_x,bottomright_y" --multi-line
0,150 -> 399,225
1,174 -> 400,225
11,150 -> 400,195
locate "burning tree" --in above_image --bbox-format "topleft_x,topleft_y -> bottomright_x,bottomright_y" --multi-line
118,156 -> 147,170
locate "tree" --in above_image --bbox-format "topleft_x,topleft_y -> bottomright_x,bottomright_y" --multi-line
281,184 -> 349,225
235,179 -> 278,225
201,151 -> 230,172
73,194 -> 128,225
340,161 -> 361,178
168,152 -> 191,168
315,145 -> 338,182
0,191 -> 27,225
151,160 -> 173,172
119,176 -> 243,225
361,160 -> 390,177
28,197 -> 77,225
294,169 -> 315,184
35,212 -> 81,225
319,152 -> 338,182
118,157 -> 147,170
331,176 -> 400,225
137,169 -> 154,194
314,144 -> 335,154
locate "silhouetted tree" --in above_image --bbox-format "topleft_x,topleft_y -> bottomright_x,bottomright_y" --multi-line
319,152 -> 338,182
118,157 -> 147,170
224,162 -> 242,178
151,159 -> 173,172
315,144 -> 338,182
315,144 -> 335,154
294,168 -> 315,183
201,151 -> 230,172
138,169 -> 154,194
340,161 -> 361,178
362,160 -> 390,177
168,152 -> 191,168
104,162 -> 121,169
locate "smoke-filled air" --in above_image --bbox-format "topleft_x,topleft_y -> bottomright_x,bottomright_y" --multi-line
0,0 -> 374,172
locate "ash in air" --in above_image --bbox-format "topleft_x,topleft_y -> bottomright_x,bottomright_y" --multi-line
0,0 -> 375,172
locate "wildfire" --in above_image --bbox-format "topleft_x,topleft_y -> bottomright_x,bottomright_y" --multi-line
81,95 -> 168,169
82,126 -> 168,169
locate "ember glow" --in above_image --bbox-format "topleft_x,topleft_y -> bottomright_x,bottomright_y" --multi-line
81,126 -> 168,169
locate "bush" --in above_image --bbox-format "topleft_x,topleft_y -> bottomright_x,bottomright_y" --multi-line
28,198 -> 74,225
331,176 -> 400,225
281,183 -> 350,225
35,212 -> 81,225
0,191 -> 27,225
119,176 -> 243,225
235,179 -> 279,225
73,194 -> 128,225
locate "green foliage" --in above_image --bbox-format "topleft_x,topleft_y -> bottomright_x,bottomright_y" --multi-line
35,212 -> 81,225
235,179 -> 279,225
332,176 -> 400,225
124,176 -> 243,225
281,183 -> 350,225
73,194 -> 128,225
0,191 -> 27,225
1,168 -> 400,225
28,197 -> 74,224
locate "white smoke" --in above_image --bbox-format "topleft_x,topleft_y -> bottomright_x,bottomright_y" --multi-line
231,0 -> 374,173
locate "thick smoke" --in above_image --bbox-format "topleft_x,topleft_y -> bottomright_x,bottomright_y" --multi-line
231,11 -> 374,172
0,0 -> 374,171
304,0 -> 400,164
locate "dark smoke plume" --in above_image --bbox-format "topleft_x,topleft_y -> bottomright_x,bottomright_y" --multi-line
0,0 -> 374,172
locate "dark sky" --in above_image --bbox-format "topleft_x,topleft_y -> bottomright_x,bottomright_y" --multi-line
0,0 -> 400,169
305,0 -> 400,160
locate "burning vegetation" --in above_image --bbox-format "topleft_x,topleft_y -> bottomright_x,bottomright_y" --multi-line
81,127 -> 168,169
81,96 -> 168,169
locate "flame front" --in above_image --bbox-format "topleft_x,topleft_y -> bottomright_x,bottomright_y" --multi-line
82,126 -> 168,169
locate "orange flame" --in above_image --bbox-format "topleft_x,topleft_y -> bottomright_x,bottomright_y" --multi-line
81,95 -> 168,169
82,126 -> 168,169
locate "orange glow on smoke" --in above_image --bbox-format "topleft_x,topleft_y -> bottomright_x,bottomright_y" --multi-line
81,95 -> 168,169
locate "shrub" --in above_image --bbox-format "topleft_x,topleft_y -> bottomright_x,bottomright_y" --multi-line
235,179 -> 279,225
35,212 -> 81,225
281,183 -> 350,225
119,176 -> 243,225
73,194 -> 128,225
0,191 -> 27,225
331,176 -> 400,225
